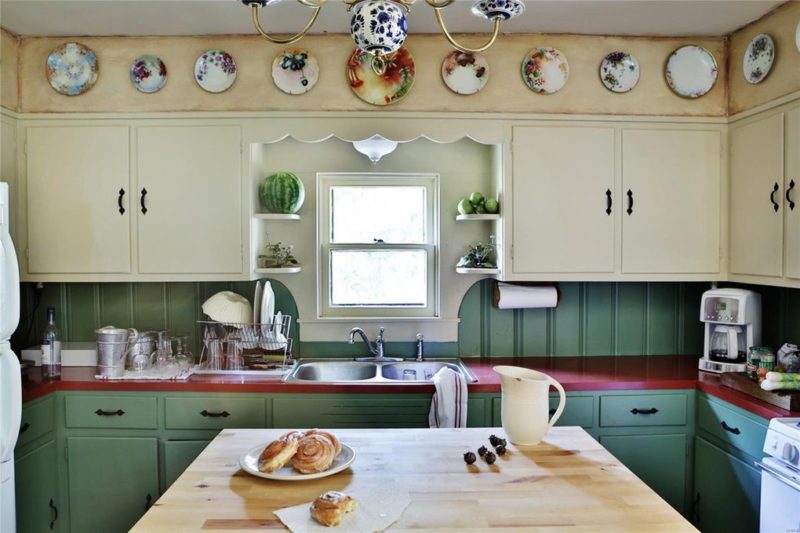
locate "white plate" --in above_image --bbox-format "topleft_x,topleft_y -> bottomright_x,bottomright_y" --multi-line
441,51 -> 489,95
239,443 -> 356,481
599,51 -> 639,93
521,47 -> 569,95
194,49 -> 237,93
272,47 -> 319,95
665,45 -> 718,99
261,280 -> 275,327
743,33 -> 775,84
253,280 -> 263,324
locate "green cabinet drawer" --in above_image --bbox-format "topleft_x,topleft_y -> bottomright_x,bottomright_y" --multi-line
165,397 -> 266,429
65,395 -> 157,429
163,440 -> 210,489
492,394 -> 594,428
17,395 -> 55,449
696,396 -> 767,459
273,397 -> 432,429
599,393 -> 687,427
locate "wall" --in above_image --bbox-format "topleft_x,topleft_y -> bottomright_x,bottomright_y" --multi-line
1,28 -> 18,111
15,33 -> 727,116
729,1 -> 800,115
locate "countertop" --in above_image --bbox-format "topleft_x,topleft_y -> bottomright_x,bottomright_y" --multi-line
131,427 -> 695,532
21,355 -> 798,420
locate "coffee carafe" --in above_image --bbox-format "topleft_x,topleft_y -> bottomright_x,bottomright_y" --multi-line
709,325 -> 746,363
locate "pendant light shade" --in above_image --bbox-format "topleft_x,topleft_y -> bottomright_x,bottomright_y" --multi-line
352,135 -> 399,163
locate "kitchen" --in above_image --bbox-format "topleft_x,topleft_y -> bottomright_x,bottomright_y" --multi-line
1,0 -> 800,531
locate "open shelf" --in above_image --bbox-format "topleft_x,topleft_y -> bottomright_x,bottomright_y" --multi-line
456,214 -> 500,221
254,266 -> 303,274
253,213 -> 301,221
455,267 -> 500,275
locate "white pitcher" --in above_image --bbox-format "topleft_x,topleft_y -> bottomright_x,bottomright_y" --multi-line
494,366 -> 566,445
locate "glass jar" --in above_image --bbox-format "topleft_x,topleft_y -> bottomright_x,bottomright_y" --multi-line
747,346 -> 770,380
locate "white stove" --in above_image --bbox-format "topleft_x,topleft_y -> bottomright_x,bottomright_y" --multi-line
758,418 -> 800,532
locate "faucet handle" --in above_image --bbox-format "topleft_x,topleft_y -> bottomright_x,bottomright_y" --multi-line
378,327 -> 385,340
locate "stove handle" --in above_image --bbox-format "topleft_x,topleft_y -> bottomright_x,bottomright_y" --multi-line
720,421 -> 741,435
756,461 -> 800,492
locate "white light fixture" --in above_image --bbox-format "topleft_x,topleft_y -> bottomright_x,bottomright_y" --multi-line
352,135 -> 399,164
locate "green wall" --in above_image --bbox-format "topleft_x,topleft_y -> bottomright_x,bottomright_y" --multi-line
12,279 -> 800,358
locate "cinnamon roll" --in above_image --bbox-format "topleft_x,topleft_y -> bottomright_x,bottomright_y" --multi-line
304,429 -> 342,456
291,434 -> 337,474
257,431 -> 302,473
311,491 -> 357,527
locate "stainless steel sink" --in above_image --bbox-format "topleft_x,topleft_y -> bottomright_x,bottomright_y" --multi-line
283,359 -> 478,384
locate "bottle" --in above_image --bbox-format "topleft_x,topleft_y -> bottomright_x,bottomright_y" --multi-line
41,307 -> 61,380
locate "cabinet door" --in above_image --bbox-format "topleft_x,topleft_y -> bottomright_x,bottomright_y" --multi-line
621,128 -> 721,274
26,126 -> 131,273
730,113 -> 785,277
137,125 -> 242,274
67,437 -> 159,533
785,107 -> 800,279
163,440 -> 210,490
511,126 -> 616,273
693,437 -> 760,533
16,440 -> 60,533
600,433 -> 687,514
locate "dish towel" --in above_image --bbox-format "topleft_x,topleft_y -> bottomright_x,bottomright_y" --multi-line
429,367 -> 468,428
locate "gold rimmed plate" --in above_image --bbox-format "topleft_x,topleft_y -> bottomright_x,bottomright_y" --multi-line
239,443 -> 356,481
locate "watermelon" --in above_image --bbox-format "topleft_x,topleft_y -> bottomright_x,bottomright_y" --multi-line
259,172 -> 305,214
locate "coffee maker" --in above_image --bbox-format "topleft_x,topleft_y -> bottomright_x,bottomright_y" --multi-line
699,288 -> 761,373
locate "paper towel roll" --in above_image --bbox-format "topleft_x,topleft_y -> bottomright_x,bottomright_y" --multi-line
494,283 -> 559,309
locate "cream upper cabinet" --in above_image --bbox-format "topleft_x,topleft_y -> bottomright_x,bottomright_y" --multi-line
621,128 -> 721,274
729,113 -> 784,278
784,108 -> 800,280
25,126 -> 131,274
136,125 -> 242,274
511,125 -> 616,274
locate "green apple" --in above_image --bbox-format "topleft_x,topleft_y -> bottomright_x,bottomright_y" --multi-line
469,192 -> 484,206
484,198 -> 499,213
457,198 -> 474,215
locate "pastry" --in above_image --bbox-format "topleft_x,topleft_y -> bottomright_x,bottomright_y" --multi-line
257,431 -> 301,473
304,429 -> 342,456
310,491 -> 357,527
291,434 -> 337,474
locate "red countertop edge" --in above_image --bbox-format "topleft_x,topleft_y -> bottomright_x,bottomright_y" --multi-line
21,355 -> 800,420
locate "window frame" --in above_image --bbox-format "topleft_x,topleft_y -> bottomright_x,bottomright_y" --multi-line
317,172 -> 440,319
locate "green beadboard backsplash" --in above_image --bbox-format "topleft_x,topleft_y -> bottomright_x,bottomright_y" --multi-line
12,280 -> 800,358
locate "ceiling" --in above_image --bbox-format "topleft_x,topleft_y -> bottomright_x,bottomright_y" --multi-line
0,0 -> 785,38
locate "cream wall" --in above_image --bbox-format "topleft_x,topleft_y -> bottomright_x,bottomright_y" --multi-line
1,28 -> 18,111
15,32 -> 727,116
729,1 -> 800,115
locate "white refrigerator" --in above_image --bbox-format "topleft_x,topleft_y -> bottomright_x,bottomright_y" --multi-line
0,182 -> 22,532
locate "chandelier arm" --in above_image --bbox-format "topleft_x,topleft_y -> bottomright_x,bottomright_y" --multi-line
433,9 -> 501,54
297,0 -> 326,7
424,0 -> 456,8
250,3 -> 323,45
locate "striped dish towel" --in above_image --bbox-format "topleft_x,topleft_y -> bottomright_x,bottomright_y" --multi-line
429,367 -> 468,428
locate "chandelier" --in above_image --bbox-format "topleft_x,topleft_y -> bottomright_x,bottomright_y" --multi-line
241,0 -> 525,74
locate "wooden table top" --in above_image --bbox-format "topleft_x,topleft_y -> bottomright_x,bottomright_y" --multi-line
133,427 -> 696,532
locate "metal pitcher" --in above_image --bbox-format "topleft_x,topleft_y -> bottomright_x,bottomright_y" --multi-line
128,331 -> 158,372
95,326 -> 138,378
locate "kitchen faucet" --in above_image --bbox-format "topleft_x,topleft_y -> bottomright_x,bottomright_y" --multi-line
349,327 -> 401,362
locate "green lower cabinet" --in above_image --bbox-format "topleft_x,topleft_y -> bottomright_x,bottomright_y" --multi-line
693,437 -> 760,533
599,433 -> 688,514
162,440 -> 211,490
15,440 -> 60,533
492,394 -> 594,429
67,437 -> 159,533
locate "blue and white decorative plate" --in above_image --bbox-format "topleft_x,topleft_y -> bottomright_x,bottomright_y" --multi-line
471,0 -> 525,21
743,34 -> 775,85
599,51 -> 639,93
350,0 -> 408,55
272,48 -> 319,95
130,55 -> 167,94
46,42 -> 98,96
194,50 -> 237,93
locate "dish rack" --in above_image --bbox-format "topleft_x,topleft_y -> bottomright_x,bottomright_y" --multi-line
195,316 -> 294,373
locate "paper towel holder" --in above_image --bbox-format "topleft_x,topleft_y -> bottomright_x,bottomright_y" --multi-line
492,282 -> 561,309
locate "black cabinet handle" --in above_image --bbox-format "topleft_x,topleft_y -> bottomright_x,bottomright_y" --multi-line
117,188 -> 125,215
145,493 -> 153,511
95,409 -> 125,417
692,493 -> 700,524
771,182 -> 780,212
626,189 -> 634,215
787,180 -> 796,211
630,407 -> 658,415
200,409 -> 230,418
140,188 -> 148,214
605,189 -> 612,215
49,498 -> 58,530
721,421 -> 741,435
549,408 -> 556,416
19,422 -> 30,435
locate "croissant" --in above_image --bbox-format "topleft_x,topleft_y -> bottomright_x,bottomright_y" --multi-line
257,431 -> 302,473
291,434 -> 337,474
304,429 -> 342,456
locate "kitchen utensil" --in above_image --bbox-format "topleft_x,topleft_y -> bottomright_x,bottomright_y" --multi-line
239,443 -> 356,481
699,288 -> 761,373
253,280 -> 263,324
493,366 -> 565,445
95,326 -> 139,378
202,291 -> 252,324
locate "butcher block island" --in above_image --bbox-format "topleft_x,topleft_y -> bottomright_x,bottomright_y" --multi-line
133,427 -> 694,532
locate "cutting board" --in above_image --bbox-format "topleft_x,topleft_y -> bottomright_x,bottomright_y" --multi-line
721,372 -> 800,411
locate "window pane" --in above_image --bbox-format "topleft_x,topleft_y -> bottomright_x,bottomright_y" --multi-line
330,249 -> 427,306
331,186 -> 426,244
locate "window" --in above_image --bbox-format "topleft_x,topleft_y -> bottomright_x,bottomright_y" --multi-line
318,173 -> 439,318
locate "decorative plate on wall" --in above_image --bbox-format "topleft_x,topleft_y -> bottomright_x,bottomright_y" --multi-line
599,51 -> 639,93
272,48 -> 319,95
441,51 -> 489,95
130,55 -> 167,94
796,19 -> 800,52
665,45 -> 718,98
46,42 -> 98,96
743,34 -> 775,84
521,47 -> 569,95
194,50 -> 237,93
347,47 -> 415,106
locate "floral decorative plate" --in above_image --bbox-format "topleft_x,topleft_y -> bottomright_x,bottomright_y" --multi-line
46,42 -> 98,96
441,51 -> 489,95
665,45 -> 718,99
347,47 -> 415,106
521,47 -> 569,95
130,55 -> 167,94
599,51 -> 639,93
743,33 -> 775,84
272,48 -> 319,95
471,0 -> 525,21
194,50 -> 237,93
